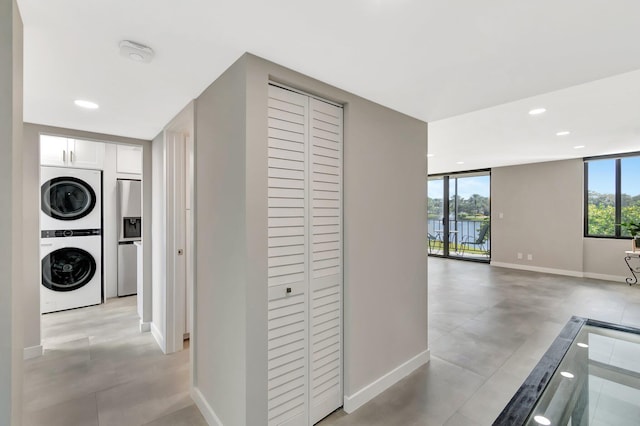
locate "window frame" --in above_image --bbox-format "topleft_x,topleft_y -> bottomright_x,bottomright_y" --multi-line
584,152 -> 640,239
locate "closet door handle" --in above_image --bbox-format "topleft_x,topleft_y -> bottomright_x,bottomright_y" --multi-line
69,150 -> 74,163
62,150 -> 66,163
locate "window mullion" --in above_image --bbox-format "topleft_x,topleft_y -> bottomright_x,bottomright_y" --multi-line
615,159 -> 622,238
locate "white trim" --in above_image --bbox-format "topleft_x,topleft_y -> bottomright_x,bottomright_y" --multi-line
343,349 -> 430,414
191,387 -> 223,426
490,262 -> 583,278
583,272 -> 627,283
151,322 -> 166,353
268,81 -> 344,108
139,321 -> 151,332
23,345 -> 43,360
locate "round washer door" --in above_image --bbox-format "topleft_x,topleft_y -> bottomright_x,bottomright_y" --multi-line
41,176 -> 97,221
42,247 -> 97,292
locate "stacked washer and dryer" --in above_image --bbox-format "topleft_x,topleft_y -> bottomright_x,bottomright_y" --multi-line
40,166 -> 103,314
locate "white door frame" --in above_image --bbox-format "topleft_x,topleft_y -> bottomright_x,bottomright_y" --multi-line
162,102 -> 195,355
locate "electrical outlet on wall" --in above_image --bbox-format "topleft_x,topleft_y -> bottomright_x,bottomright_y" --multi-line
517,252 -> 523,260
527,254 -> 533,261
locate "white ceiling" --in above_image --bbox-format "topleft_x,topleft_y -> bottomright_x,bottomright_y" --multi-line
17,0 -> 640,170
429,69 -> 640,174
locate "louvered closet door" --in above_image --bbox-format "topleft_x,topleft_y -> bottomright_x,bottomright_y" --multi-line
268,85 -> 309,426
309,98 -> 343,424
268,85 -> 343,426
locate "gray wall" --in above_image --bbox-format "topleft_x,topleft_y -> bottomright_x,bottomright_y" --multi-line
492,158 -> 630,280
194,55 -> 249,426
0,0 -> 23,423
492,159 -> 584,273
194,53 -> 428,424
22,123 -> 151,352
583,238 -> 630,278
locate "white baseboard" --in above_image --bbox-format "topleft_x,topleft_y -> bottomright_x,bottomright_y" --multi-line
192,386 -> 223,426
491,262 -> 583,278
344,349 -> 430,414
23,345 -> 43,360
583,272 -> 627,283
150,322 -> 165,353
139,321 -> 151,333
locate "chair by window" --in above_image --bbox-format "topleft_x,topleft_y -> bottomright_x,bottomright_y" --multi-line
428,232 -> 441,254
460,222 -> 490,256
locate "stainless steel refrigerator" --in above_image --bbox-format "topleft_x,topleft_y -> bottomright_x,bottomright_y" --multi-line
117,179 -> 141,296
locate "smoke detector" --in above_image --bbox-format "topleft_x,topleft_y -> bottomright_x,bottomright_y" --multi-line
119,40 -> 155,63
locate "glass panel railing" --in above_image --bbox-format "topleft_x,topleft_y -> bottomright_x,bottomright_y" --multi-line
496,318 -> 640,426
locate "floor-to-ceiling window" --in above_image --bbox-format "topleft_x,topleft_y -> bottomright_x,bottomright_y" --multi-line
428,170 -> 491,261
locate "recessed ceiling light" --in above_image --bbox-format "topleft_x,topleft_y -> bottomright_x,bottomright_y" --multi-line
577,342 -> 588,348
529,108 -> 547,115
560,371 -> 575,379
556,131 -> 571,136
573,145 -> 585,149
456,161 -> 464,165
533,415 -> 551,425
74,99 -> 99,109
427,154 -> 435,158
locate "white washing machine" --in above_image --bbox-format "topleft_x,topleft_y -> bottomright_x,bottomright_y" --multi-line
40,166 -> 102,231
40,232 -> 102,313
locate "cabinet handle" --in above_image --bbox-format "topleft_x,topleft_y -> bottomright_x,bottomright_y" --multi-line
62,150 -> 66,163
70,150 -> 74,163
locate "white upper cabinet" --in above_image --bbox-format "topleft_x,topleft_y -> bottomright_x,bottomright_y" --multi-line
40,135 -> 105,170
116,144 -> 143,175
40,135 -> 69,167
70,139 -> 105,170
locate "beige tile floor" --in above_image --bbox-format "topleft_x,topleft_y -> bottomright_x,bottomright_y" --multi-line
23,258 -> 640,425
23,296 -> 203,426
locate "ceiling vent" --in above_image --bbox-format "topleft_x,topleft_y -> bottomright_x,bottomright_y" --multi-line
119,40 -> 155,63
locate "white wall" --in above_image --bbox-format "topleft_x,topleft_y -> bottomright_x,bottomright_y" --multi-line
151,131 -> 167,351
0,1 -> 23,423
491,158 -> 631,281
193,53 -> 428,424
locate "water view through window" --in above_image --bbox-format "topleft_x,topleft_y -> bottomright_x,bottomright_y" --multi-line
428,171 -> 490,260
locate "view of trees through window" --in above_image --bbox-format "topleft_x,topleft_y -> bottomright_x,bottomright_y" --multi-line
586,155 -> 640,237
428,173 -> 490,259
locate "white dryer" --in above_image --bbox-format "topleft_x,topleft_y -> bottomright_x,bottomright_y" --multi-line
40,232 -> 102,313
40,166 -> 102,231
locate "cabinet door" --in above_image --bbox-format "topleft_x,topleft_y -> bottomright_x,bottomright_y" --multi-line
40,135 -> 69,166
69,139 -> 105,170
116,145 -> 143,174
